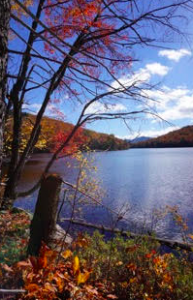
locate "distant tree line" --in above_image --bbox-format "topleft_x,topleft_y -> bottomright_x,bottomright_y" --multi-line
132,126 -> 193,148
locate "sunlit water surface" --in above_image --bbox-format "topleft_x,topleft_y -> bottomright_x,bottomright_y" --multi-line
15,148 -> 193,240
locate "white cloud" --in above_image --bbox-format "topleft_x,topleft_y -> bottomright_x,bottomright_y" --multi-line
110,62 -> 170,90
159,49 -> 191,62
142,86 -> 189,109
23,103 -> 41,113
85,102 -> 126,114
160,95 -> 193,120
145,63 -> 169,76
23,103 -> 65,119
118,126 -> 179,140
139,127 -> 179,138
142,86 -> 193,121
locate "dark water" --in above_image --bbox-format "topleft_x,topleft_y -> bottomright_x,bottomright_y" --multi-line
15,148 -> 193,240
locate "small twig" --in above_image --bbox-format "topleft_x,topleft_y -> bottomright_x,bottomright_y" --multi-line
57,189 -> 67,222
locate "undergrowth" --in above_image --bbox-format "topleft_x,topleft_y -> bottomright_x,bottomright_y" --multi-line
1,210 -> 193,299
0,209 -> 30,265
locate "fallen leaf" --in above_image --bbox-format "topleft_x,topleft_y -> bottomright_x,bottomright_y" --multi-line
44,282 -> 57,292
77,271 -> 90,285
73,256 -> 80,274
2,264 -> 13,273
25,283 -> 39,292
17,260 -> 31,268
107,294 -> 118,299
62,249 -> 72,259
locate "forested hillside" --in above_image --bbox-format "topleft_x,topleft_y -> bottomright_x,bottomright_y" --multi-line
132,126 -> 193,148
4,113 -> 129,154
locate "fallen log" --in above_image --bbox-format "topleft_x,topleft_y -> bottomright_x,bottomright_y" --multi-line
61,218 -> 193,252
0,289 -> 26,294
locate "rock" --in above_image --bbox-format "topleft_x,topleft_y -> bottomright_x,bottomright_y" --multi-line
13,207 -> 73,252
12,207 -> 33,220
48,224 -> 73,251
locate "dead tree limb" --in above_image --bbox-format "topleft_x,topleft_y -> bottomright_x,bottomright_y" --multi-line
0,289 -> 26,294
61,218 -> 193,252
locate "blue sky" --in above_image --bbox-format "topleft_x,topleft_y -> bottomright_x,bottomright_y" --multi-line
66,46 -> 193,139
9,1 -> 193,140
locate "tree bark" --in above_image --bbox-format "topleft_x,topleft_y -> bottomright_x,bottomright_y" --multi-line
0,0 -> 11,182
27,174 -> 63,256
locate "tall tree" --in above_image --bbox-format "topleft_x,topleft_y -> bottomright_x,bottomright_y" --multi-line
0,0 -> 11,180
1,0 -> 193,208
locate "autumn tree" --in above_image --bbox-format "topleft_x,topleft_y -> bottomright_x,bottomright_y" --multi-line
0,0 -> 11,179
1,0 -> 193,208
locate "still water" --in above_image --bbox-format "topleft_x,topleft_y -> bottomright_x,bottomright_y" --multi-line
15,148 -> 193,240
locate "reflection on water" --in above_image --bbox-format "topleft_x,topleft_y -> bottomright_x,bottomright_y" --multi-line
15,148 -> 193,240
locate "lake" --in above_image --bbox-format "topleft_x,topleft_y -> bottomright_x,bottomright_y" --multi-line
15,148 -> 193,241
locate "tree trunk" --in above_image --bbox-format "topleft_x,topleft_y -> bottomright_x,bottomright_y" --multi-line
0,0 -> 11,181
2,0 -> 45,208
3,100 -> 22,203
27,174 -> 63,256
3,25 -> 83,207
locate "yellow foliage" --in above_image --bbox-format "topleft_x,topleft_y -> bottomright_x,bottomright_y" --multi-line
11,0 -> 33,17
77,271 -> 90,285
62,249 -> 72,259
73,256 -> 80,274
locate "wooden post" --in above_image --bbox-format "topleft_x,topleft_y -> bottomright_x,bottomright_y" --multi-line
27,174 -> 63,256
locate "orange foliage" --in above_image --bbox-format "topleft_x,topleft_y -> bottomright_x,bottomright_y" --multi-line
14,243 -> 110,300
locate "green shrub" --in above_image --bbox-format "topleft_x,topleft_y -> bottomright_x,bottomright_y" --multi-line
76,231 -> 193,300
